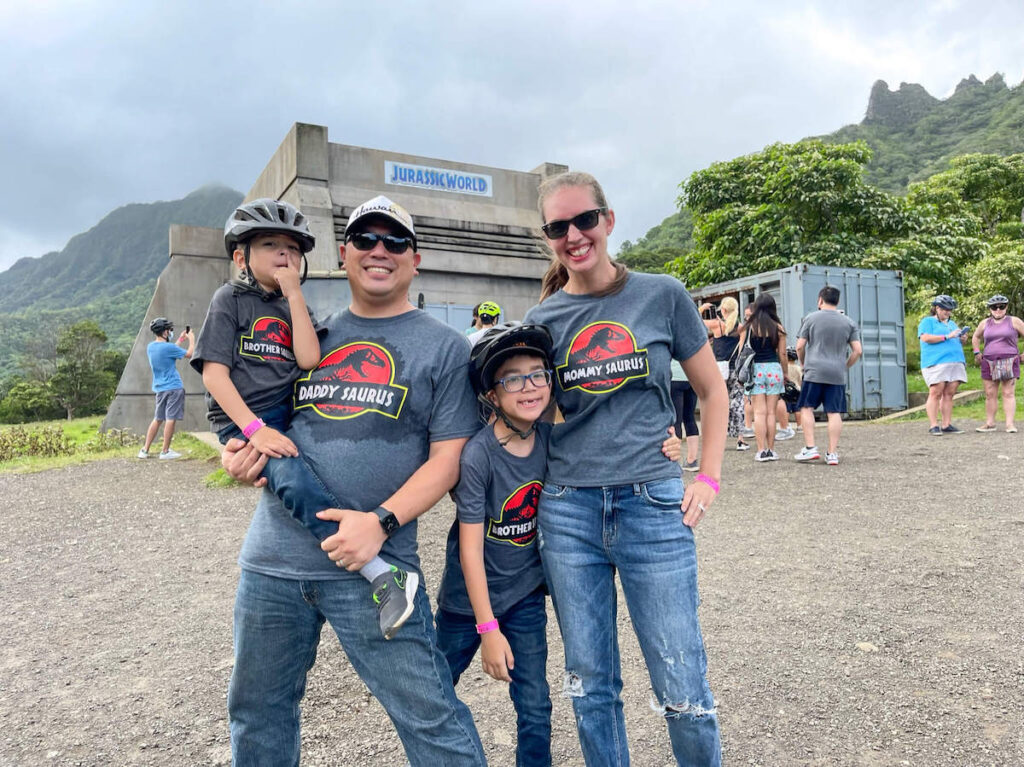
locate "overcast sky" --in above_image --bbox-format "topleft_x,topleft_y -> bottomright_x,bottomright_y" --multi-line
2,0 -> 1023,273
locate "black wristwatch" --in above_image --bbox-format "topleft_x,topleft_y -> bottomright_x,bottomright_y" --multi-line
371,506 -> 400,538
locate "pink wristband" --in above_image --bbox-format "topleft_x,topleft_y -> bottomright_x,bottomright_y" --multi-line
475,619 -> 499,635
695,473 -> 720,494
242,418 -> 265,440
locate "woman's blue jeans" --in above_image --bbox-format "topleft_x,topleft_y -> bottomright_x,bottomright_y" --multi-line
538,478 -> 721,767
436,588 -> 552,766
228,570 -> 486,766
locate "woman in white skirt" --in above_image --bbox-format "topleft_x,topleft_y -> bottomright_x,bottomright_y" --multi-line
917,294 -> 970,435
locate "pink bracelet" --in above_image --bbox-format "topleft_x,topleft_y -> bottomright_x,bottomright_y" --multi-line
476,619 -> 499,635
242,418 -> 265,439
695,473 -> 720,494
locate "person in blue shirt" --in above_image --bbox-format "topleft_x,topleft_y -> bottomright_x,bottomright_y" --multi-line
139,317 -> 194,459
917,294 -> 970,436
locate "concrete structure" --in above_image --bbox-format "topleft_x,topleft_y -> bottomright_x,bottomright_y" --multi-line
105,123 -> 565,434
689,264 -> 907,417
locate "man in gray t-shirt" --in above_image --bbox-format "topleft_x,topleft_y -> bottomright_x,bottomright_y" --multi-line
793,285 -> 863,465
221,196 -> 485,766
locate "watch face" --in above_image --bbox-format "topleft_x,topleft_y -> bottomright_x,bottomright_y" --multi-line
375,508 -> 399,536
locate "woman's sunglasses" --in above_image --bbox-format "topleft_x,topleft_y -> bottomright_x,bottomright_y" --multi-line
990,305 -> 1008,311
346,232 -> 414,254
541,208 -> 607,239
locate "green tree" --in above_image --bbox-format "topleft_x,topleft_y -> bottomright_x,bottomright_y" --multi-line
48,320 -> 117,419
0,378 -> 62,423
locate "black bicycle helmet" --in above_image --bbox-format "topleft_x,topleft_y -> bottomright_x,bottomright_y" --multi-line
932,294 -> 957,310
149,317 -> 173,335
470,322 -> 553,395
986,294 -> 1009,307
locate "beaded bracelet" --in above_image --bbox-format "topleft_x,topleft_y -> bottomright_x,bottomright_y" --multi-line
695,473 -> 720,494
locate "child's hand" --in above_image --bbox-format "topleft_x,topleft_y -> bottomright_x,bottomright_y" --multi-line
480,630 -> 514,682
274,265 -> 302,299
661,426 -> 682,462
248,426 -> 299,458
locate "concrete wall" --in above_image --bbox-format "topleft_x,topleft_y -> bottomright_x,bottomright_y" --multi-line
103,226 -> 228,435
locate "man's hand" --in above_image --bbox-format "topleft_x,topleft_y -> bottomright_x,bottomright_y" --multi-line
221,437 -> 268,487
480,630 -> 514,682
274,265 -> 302,300
248,426 -> 299,458
317,508 -> 386,570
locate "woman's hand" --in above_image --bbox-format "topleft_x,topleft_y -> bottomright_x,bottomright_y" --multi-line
661,426 -> 682,462
480,630 -> 514,682
221,437 -> 268,487
681,477 -> 717,528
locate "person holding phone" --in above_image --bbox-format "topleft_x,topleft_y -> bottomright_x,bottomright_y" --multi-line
918,295 -> 969,436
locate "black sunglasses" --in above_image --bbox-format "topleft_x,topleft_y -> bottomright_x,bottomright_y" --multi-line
990,304 -> 1008,310
541,208 -> 607,239
346,232 -> 414,254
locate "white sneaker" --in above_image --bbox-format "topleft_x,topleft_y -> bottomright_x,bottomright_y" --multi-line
826,452 -> 839,466
137,449 -> 149,459
766,449 -> 780,461
775,427 -> 796,441
794,446 -> 820,462
158,449 -> 182,460
754,450 -> 772,462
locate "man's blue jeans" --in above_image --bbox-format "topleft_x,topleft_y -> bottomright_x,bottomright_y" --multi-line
228,570 -> 487,766
217,403 -> 338,540
436,588 -> 552,766
538,478 -> 721,767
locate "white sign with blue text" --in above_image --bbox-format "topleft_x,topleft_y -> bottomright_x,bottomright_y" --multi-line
385,161 -> 493,197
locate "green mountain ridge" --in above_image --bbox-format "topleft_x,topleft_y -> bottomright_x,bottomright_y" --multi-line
618,72 -> 1024,271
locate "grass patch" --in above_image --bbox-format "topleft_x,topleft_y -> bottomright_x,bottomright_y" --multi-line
204,467 -> 242,488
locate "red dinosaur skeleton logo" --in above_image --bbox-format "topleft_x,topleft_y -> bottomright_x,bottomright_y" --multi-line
293,342 -> 408,420
556,321 -> 649,394
487,481 -> 542,547
239,316 -> 295,363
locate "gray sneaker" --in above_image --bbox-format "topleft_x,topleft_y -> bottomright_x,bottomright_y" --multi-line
740,426 -> 755,438
928,426 -> 942,436
372,566 -> 419,640
775,427 -> 796,441
682,460 -> 699,472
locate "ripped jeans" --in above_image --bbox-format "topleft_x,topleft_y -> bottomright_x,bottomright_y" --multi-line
538,479 -> 721,767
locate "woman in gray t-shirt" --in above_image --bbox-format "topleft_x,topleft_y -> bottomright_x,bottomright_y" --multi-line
524,171 -> 727,766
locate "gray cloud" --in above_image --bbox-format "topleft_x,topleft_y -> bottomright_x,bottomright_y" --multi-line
1,0 -> 1023,271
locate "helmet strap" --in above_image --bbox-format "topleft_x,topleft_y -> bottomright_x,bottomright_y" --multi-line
241,242 -> 283,302
477,393 -> 537,442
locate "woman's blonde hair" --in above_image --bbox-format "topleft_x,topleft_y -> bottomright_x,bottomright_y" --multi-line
719,296 -> 739,334
537,171 -> 627,301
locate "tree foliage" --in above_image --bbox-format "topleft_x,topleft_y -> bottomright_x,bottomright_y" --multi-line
49,321 -> 119,419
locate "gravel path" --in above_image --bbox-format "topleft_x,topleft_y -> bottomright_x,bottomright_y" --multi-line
1,420 -> 1021,766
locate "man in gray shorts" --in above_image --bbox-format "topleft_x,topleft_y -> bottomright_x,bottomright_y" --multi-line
139,317 -> 194,459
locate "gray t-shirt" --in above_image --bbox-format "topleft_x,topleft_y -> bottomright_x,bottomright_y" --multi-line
797,309 -> 860,385
238,308 -> 481,580
191,282 -> 325,429
437,422 -> 549,617
524,272 -> 707,486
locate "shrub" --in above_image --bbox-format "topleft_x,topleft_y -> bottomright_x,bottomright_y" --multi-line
0,426 -> 74,462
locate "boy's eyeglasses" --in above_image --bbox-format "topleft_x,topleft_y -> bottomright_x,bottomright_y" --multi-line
346,232 -> 414,254
990,304 -> 1007,311
496,369 -> 553,393
541,208 -> 607,239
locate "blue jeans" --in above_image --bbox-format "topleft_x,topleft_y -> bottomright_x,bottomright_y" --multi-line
436,588 -> 552,767
538,478 -> 721,767
218,403 -> 339,541
228,570 -> 486,766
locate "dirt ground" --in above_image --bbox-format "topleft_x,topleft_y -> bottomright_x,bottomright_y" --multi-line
1,419 -> 1022,766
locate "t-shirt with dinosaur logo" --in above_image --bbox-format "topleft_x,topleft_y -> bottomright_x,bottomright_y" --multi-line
191,283 -> 326,429
524,272 -> 707,487
438,422 -> 550,617
238,308 -> 480,580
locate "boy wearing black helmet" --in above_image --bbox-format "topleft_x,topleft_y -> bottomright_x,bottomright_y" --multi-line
139,316 -> 194,459
192,198 -> 418,639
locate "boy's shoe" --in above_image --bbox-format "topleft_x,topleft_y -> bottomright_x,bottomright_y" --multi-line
372,566 -> 419,640
158,449 -> 182,460
794,446 -> 820,462
754,450 -> 772,462
775,427 -> 796,441
765,449 -> 779,461
137,449 -> 149,459
736,440 -> 751,451
682,460 -> 699,472
941,424 -> 963,434
825,452 -> 839,466
740,426 -> 755,438
975,424 -> 997,433
928,426 -> 942,436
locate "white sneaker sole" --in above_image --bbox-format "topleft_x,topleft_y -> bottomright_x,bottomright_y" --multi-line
383,571 -> 419,640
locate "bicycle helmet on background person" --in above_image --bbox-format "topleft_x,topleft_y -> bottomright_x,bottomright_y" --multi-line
986,294 -> 1009,307
477,300 -> 502,325
224,199 -> 316,294
932,295 -> 957,311
149,317 -> 174,336
469,322 -> 554,439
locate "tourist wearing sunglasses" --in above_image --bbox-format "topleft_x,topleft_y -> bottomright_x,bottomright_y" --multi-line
971,295 -> 1024,433
525,171 -> 726,766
